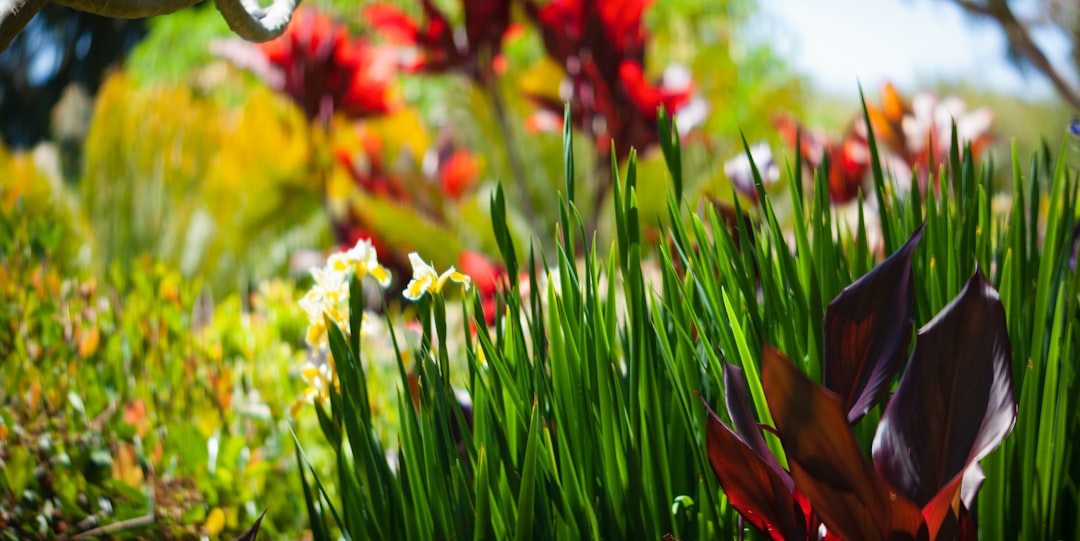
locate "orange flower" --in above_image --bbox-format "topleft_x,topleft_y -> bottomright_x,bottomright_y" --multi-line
866,83 -> 994,191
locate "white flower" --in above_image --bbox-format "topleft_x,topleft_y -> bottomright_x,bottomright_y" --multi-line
310,266 -> 348,306
328,238 -> 392,288
724,141 -> 779,199
290,356 -> 337,417
403,252 -> 471,301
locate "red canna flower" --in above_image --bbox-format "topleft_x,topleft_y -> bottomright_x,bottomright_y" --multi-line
775,115 -> 870,204
366,0 -> 515,84
221,7 -> 399,127
526,0 -> 703,161
531,0 -> 649,67
438,150 -> 481,200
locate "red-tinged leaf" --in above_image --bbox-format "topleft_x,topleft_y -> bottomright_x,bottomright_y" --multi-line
701,394 -> 810,541
957,504 -> 977,540
763,346 -> 923,541
824,225 -> 923,423
872,268 -> 1015,533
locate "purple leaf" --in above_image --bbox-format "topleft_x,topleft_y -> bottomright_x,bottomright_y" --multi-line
824,225 -> 923,423
723,363 -> 789,488
872,268 -> 1015,534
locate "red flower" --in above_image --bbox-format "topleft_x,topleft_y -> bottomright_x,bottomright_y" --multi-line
335,131 -> 411,202
775,115 -> 870,204
438,150 -> 481,200
458,251 -> 507,326
532,0 -> 649,66
526,0 -> 702,160
253,8 -> 399,126
366,0 -> 514,84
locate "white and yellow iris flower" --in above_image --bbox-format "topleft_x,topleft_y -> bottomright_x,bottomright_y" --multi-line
403,252 -> 471,301
328,239 -> 392,287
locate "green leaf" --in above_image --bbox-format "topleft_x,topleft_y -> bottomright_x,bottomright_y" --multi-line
514,403 -> 540,541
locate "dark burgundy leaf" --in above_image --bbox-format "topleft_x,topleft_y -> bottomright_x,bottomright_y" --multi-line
234,509 -> 266,541
824,225 -> 923,423
872,268 -> 1015,536
762,346 -> 922,541
702,394 -> 809,541
723,363 -> 789,487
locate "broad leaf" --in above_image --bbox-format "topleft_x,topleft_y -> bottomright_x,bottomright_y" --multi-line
763,346 -> 922,541
824,225 -> 923,423
872,268 -> 1015,534
702,378 -> 810,541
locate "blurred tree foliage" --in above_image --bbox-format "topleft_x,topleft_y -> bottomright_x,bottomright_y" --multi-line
950,0 -> 1080,109
84,0 -> 803,296
79,75 -> 328,298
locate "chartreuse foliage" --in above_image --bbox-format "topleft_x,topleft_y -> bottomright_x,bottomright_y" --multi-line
294,108 -> 1078,540
0,177 -> 322,537
80,74 -> 326,297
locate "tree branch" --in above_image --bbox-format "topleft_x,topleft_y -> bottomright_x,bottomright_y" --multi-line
950,0 -> 1080,109
213,0 -> 296,43
0,0 -> 48,52
54,0 -> 196,18
1,0 -> 297,53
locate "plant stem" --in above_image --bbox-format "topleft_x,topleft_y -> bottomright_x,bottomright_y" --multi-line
70,514 -> 154,540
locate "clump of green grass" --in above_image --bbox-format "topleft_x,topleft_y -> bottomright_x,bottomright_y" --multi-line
290,105 -> 1079,540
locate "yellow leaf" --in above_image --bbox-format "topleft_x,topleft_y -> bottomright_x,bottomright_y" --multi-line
517,58 -> 566,101
352,108 -> 430,163
78,326 -> 100,358
204,507 -> 226,538
112,443 -> 144,487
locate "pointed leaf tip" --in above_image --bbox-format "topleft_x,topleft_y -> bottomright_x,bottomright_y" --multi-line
872,267 -> 1014,537
234,510 -> 266,541
722,363 -> 789,487
824,224 -> 924,423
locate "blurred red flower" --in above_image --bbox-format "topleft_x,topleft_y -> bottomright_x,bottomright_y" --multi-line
458,251 -> 507,326
237,7 -> 399,126
438,150 -> 481,200
775,115 -> 870,204
526,0 -> 702,160
365,0 -> 515,84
